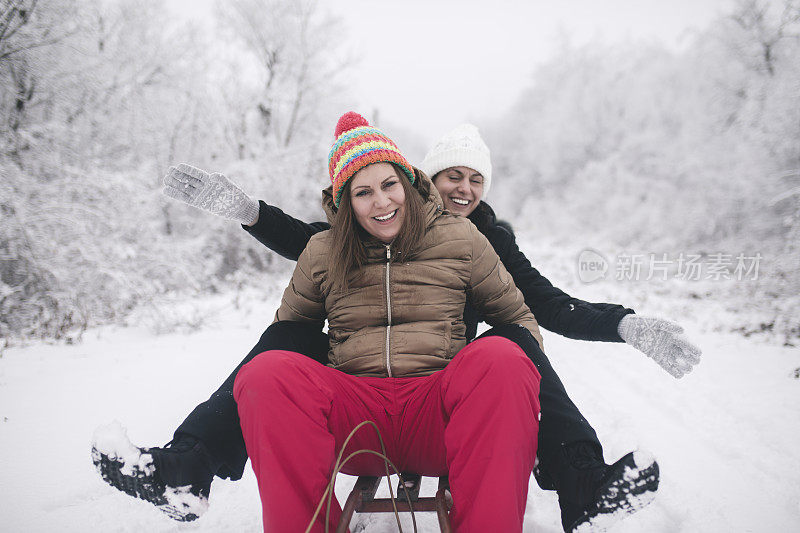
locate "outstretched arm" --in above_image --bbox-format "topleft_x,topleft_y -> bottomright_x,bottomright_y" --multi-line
162,163 -> 330,261
163,164 -> 260,226
243,202 -> 330,262
617,315 -> 701,378
488,225 -> 701,378
487,223 -> 633,342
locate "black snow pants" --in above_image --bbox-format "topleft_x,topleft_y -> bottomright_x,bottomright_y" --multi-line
174,321 -> 602,488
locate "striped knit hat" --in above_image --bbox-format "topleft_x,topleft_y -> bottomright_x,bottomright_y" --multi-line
328,112 -> 415,208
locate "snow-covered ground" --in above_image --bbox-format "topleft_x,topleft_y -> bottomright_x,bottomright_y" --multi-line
1,237 -> 799,532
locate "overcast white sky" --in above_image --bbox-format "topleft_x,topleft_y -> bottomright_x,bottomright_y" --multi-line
168,0 -> 735,144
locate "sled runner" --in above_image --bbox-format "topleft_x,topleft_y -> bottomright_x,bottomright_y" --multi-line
336,474 -> 452,533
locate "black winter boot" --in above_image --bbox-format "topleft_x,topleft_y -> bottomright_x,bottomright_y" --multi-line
552,442 -> 660,532
92,424 -> 218,522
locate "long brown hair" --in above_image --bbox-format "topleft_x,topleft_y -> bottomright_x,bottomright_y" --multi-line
329,164 -> 426,290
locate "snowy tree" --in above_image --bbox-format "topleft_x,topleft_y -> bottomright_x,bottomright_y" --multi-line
487,1 -> 799,342
1,0 -> 351,342
215,0 -> 349,150
1,0 -> 209,339
725,0 -> 800,76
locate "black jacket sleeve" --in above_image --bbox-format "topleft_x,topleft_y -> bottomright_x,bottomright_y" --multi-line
242,200 -> 330,262
486,223 -> 634,342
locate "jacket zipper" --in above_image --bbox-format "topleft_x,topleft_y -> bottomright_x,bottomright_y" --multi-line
385,244 -> 392,377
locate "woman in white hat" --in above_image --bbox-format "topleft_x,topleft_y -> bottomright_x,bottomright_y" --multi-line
94,119 -> 699,532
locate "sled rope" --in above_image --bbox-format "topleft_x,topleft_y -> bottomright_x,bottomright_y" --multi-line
304,420 -> 419,533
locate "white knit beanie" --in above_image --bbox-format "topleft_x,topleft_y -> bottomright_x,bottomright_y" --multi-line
420,124 -> 492,197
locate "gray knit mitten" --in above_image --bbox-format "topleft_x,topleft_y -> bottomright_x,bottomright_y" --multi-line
617,315 -> 702,378
162,163 -> 259,226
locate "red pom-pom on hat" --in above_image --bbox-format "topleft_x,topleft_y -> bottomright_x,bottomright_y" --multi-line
335,111 -> 370,138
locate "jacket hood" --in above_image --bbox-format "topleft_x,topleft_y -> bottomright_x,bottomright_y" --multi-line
321,167 -> 444,228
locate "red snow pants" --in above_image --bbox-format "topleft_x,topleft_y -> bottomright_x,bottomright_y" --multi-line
233,335 -> 542,532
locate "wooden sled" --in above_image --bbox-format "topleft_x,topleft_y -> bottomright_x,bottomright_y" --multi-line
336,474 -> 452,532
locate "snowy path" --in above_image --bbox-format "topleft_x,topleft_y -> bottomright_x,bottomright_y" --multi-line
1,287 -> 799,532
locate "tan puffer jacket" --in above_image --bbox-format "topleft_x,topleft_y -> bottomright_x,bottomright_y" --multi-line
275,170 -> 543,377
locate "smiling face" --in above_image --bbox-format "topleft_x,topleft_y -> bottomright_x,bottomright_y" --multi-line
349,162 -> 407,243
432,166 -> 484,217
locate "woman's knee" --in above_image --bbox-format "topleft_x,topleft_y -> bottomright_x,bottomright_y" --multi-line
233,350 -> 309,400
479,325 -> 549,370
261,320 -> 310,339
255,321 -> 329,362
479,324 -> 539,352
257,321 -> 323,347
458,336 -> 541,383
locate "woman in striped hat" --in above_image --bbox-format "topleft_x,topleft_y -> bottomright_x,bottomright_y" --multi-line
227,111 -> 545,531
95,112 -> 690,532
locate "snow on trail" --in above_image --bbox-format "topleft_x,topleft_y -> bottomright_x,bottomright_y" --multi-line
1,282 -> 799,531
533,330 -> 800,532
